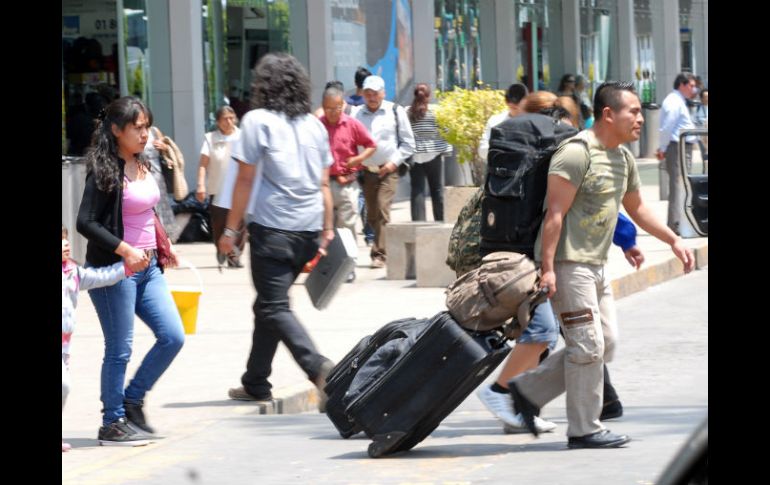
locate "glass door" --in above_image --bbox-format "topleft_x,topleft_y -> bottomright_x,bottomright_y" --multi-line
434,0 -> 482,92
62,0 -> 120,156
579,0 -> 616,103
516,0 -> 550,92
118,0 -> 151,102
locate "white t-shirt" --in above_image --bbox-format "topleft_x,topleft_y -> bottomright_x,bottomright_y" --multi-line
479,111 -> 513,161
199,127 -> 241,198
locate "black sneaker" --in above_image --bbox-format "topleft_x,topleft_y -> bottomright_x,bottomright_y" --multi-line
567,429 -> 631,449
509,381 -> 540,437
124,401 -> 156,435
98,417 -> 152,447
600,400 -> 624,421
313,359 -> 335,413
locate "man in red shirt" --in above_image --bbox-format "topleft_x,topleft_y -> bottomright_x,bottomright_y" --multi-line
320,85 -> 377,281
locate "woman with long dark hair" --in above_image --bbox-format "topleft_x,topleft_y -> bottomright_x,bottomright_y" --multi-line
218,53 -> 335,408
77,96 -> 185,445
407,83 -> 451,221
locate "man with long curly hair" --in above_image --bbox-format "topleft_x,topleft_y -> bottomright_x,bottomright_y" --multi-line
218,53 -> 336,411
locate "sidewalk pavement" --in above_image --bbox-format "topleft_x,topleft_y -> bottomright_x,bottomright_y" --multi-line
62,165 -> 706,472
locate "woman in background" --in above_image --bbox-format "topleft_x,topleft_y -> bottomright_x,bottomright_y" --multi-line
196,105 -> 245,267
407,83 -> 451,221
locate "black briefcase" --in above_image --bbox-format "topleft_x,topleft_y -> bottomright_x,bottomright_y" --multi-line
305,228 -> 357,310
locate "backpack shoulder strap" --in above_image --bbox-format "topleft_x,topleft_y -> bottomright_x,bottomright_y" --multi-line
618,144 -> 634,187
393,102 -> 401,147
562,133 -> 593,185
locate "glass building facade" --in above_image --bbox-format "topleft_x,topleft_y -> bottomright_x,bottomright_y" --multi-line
62,0 -> 707,161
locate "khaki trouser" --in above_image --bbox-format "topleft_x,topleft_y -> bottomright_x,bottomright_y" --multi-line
362,170 -> 399,259
330,179 -> 361,237
512,261 -> 618,438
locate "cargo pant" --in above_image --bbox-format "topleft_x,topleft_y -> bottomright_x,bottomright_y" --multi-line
511,261 -> 618,438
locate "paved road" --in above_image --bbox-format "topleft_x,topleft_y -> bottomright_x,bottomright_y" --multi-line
63,268 -> 707,485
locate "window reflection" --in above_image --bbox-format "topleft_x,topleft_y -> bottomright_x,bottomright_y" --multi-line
434,0 -> 481,92
122,0 -> 150,101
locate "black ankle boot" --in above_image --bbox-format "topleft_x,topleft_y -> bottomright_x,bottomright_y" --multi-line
124,401 -> 156,434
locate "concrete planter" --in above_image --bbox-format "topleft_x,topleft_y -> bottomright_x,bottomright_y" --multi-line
444,185 -> 480,224
443,151 -> 474,187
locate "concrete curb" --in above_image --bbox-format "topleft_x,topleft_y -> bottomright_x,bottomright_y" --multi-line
611,243 -> 708,299
248,243 -> 708,417
240,382 -> 319,415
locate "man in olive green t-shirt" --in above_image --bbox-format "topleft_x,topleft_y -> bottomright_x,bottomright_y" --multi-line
509,82 -> 695,449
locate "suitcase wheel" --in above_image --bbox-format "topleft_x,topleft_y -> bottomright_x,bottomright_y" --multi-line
368,431 -> 407,458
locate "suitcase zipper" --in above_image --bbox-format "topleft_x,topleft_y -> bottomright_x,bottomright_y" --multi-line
326,317 -> 420,390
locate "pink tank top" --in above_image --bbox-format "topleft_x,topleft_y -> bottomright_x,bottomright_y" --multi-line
122,175 -> 161,249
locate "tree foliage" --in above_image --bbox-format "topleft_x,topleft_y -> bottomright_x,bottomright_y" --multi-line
435,86 -> 506,186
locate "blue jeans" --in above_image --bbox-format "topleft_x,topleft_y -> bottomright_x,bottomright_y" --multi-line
517,299 -> 559,351
243,223 -> 329,397
357,172 -> 374,243
88,258 -> 185,426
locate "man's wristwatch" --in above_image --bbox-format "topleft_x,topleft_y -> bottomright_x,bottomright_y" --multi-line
223,227 -> 239,238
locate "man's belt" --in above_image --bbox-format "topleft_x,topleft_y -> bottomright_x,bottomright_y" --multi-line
333,174 -> 357,185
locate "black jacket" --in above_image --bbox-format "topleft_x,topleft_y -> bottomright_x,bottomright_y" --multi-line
76,160 -> 125,266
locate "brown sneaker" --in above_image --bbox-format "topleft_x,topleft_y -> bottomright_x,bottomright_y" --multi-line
228,386 -> 272,401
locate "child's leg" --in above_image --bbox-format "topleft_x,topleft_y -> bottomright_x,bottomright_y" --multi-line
62,354 -> 70,411
62,355 -> 72,452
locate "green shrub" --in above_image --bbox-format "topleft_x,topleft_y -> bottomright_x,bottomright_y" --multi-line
435,85 -> 506,186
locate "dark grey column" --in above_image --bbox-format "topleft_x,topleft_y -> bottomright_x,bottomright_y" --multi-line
146,0 -> 173,134
303,0 -> 333,107
561,0 -> 580,77
169,0 -> 205,188
412,0 -> 436,94
289,0 -> 309,75
478,0 -> 517,89
617,0 -> 637,83
652,0 -> 680,103
693,0 -> 708,83
478,0 -> 498,87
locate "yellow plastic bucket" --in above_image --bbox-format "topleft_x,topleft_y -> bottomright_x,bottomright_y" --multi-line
169,259 -> 203,335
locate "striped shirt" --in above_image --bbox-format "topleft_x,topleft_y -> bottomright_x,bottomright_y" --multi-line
407,106 -> 451,163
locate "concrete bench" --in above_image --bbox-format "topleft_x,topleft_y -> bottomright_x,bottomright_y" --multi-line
415,224 -> 456,287
444,186 -> 480,224
384,222 -> 457,287
385,222 -> 442,280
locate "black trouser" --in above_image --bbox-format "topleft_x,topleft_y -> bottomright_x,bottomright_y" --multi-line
242,223 -> 328,396
410,154 -> 444,221
209,197 -> 246,262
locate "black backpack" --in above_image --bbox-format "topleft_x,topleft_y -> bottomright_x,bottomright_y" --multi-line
480,113 -> 579,257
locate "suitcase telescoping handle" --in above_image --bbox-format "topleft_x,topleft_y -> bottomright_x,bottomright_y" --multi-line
532,285 -> 549,305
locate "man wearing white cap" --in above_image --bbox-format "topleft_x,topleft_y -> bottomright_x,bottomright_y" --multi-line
352,75 -> 415,268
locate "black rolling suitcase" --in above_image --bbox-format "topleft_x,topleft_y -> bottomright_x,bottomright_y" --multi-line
324,311 -> 511,457
325,316 -> 429,439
